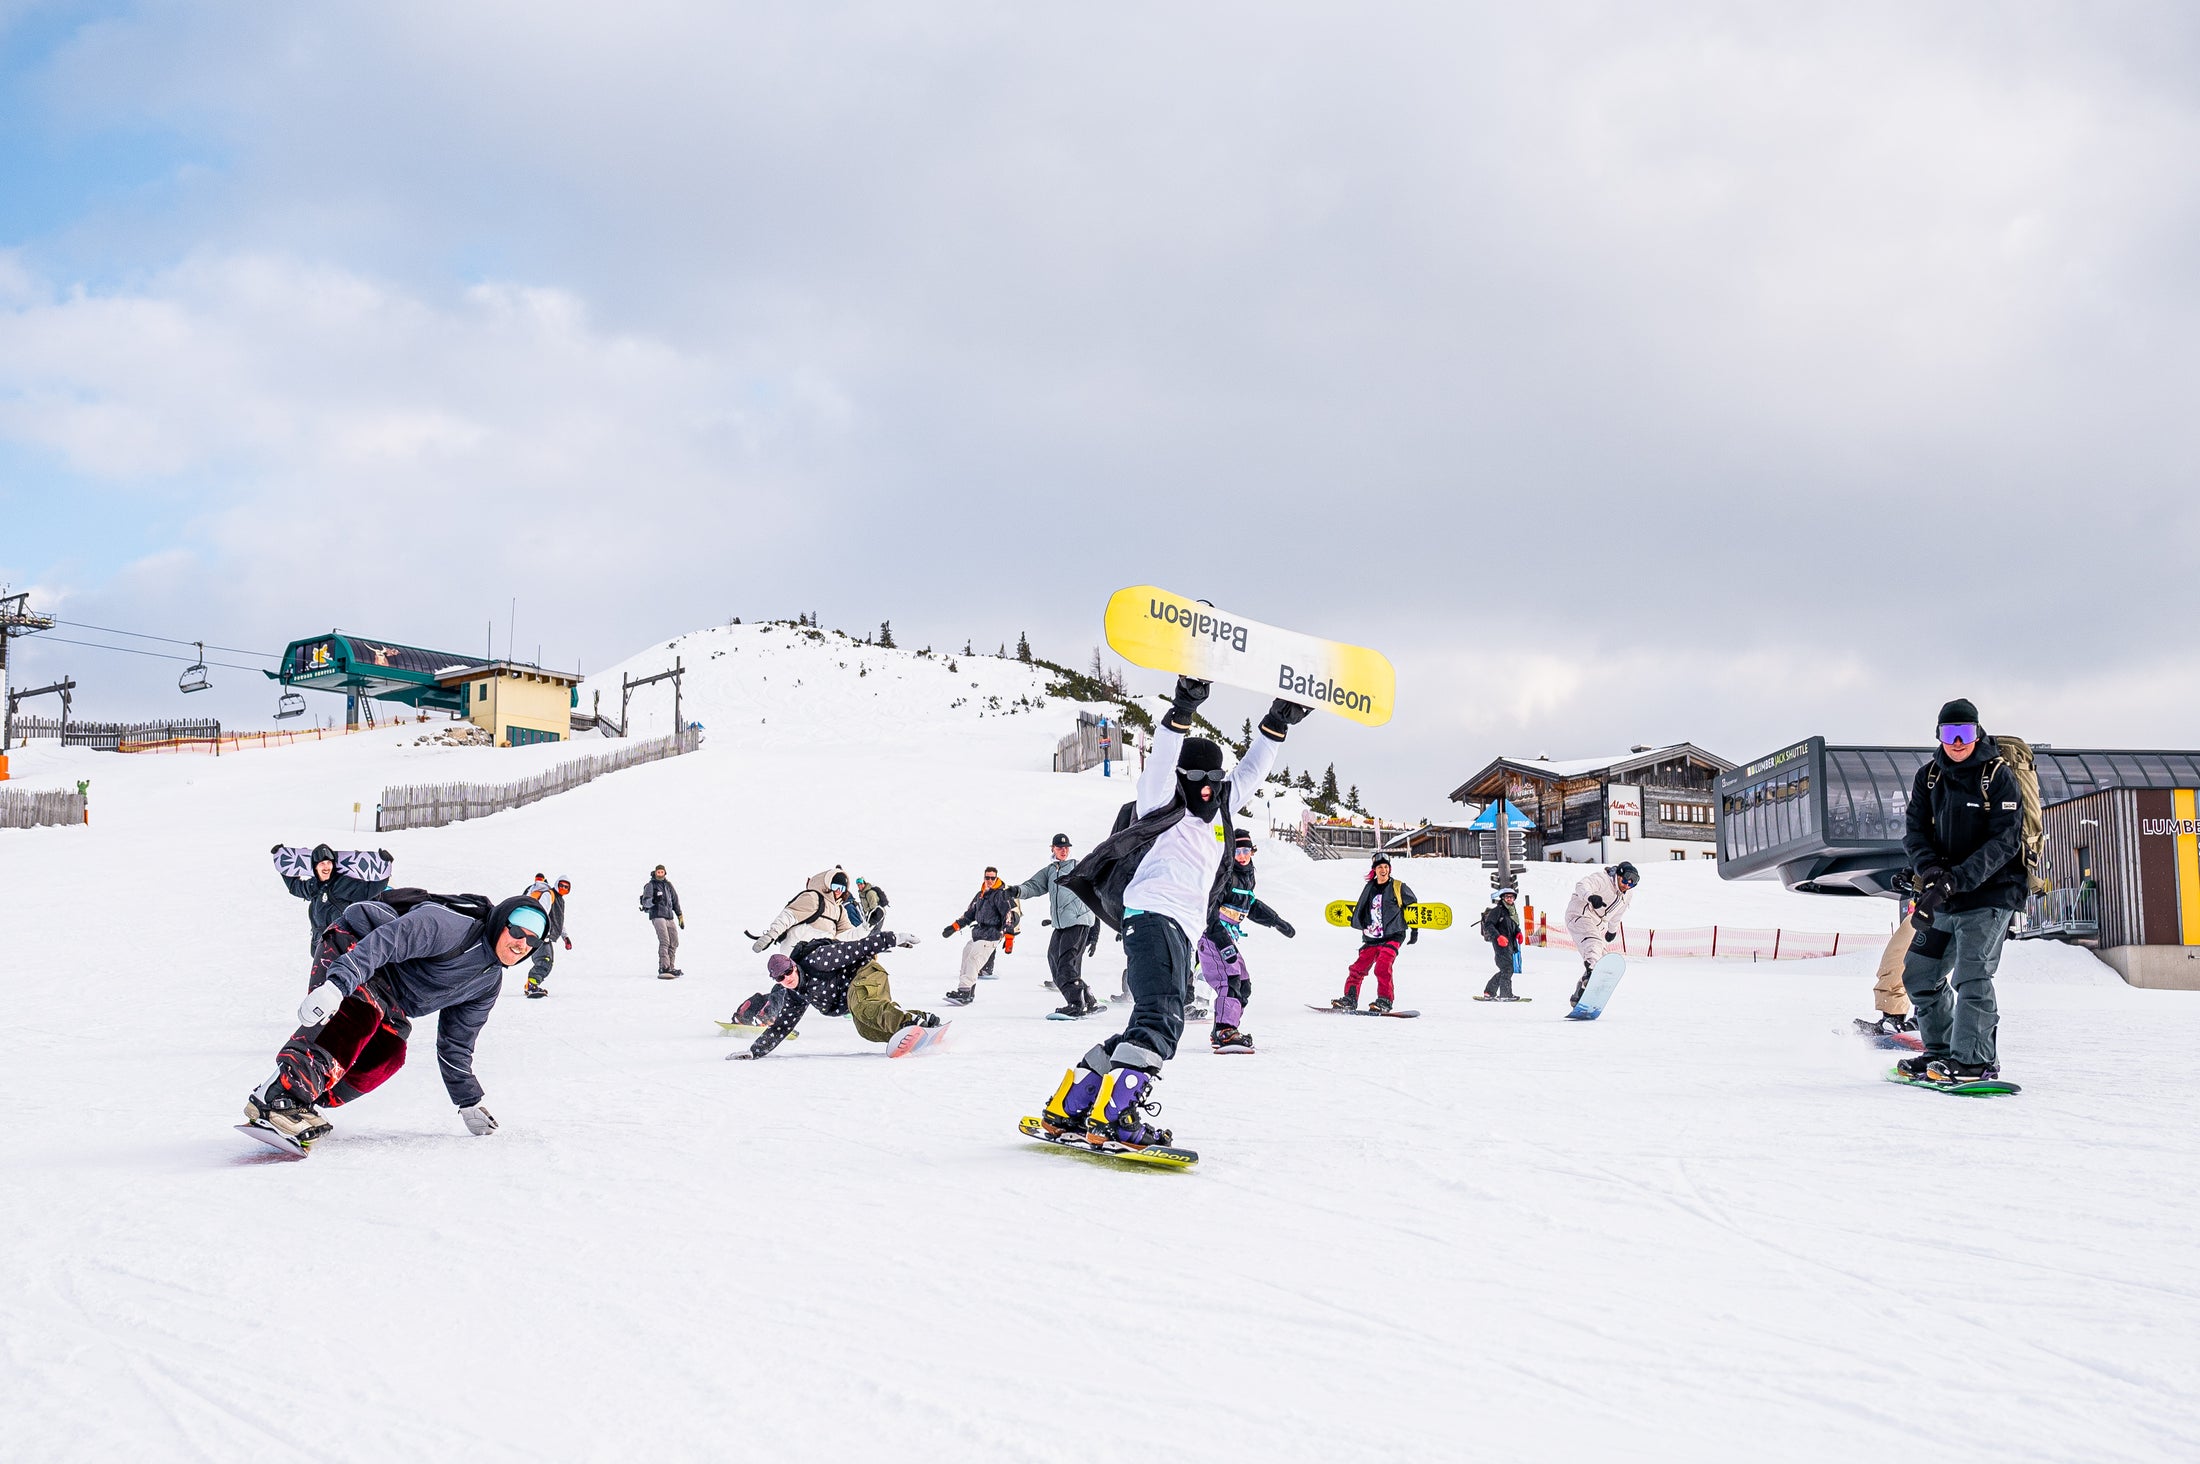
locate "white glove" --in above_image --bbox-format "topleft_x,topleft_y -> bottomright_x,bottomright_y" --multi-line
894,932 -> 921,949
750,935 -> 771,953
298,983 -> 345,1027
459,1103 -> 498,1136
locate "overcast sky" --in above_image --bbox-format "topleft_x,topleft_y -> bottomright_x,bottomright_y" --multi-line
4,2 -> 2197,811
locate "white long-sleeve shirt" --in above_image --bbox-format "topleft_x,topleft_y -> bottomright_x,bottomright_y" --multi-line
1121,722 -> 1281,940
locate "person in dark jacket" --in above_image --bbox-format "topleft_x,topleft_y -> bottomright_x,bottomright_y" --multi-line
525,878 -> 573,998
1011,835 -> 1104,1018
241,891 -> 543,1150
1199,831 -> 1295,1053
640,865 -> 684,977
726,927 -> 936,1059
1896,699 -> 2026,1082
273,843 -> 392,955
1331,855 -> 1418,1012
941,868 -> 1016,1005
1478,889 -> 1523,1000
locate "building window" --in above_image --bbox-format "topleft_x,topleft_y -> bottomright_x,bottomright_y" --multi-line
1658,802 -> 1712,825
1670,849 -> 1687,861
1613,823 -> 1630,841
1701,851 -> 1716,860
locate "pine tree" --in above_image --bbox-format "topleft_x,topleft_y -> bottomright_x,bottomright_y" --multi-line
997,642 -> 1007,658
1296,769 -> 1317,792
1016,632 -> 1032,663
964,639 -> 974,656
1347,784 -> 1364,813
1238,718 -> 1253,754
1320,764 -> 1341,804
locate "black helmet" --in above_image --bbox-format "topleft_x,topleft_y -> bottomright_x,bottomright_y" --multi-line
1613,861 -> 1640,888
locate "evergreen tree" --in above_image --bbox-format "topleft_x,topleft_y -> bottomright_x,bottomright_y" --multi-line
964,639 -> 974,656
1347,784 -> 1364,813
1296,769 -> 1317,792
1016,632 -> 1032,663
1320,764 -> 1341,805
997,642 -> 1007,658
877,620 -> 895,648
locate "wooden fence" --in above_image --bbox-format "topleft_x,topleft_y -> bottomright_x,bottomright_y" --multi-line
0,787 -> 87,830
376,728 -> 702,831
8,716 -> 221,751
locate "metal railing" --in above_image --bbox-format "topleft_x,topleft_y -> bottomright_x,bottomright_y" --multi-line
2013,887 -> 2099,941
1,787 -> 86,830
376,727 -> 701,831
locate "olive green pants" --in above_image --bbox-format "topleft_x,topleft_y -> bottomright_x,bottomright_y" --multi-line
848,959 -> 911,1043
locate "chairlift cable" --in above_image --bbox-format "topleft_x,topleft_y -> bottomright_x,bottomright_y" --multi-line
50,619 -> 276,659
26,634 -> 269,673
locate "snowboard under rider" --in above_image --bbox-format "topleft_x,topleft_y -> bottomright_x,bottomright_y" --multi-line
273,843 -> 392,958
1856,886 -> 1919,1039
726,926 -> 936,1059
1564,862 -> 1638,1004
243,890 -> 545,1150
524,877 -> 573,998
1478,888 -> 1523,1000
1199,831 -> 1295,1053
1009,835 -> 1105,1019
640,865 -> 684,977
1331,855 -> 1417,1012
1040,676 -> 1306,1149
1895,699 -> 2026,1084
941,868 -> 1016,1005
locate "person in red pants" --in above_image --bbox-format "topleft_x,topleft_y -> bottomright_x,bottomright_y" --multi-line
1331,855 -> 1418,1013
240,890 -> 543,1153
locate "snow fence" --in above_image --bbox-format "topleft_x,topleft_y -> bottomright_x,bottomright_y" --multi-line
1538,922 -> 1883,961
0,787 -> 87,830
375,727 -> 701,831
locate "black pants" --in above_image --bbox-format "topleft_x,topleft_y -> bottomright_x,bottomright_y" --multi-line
1048,925 -> 1095,1006
529,943 -> 557,986
1483,940 -> 1515,999
1092,914 -> 1189,1075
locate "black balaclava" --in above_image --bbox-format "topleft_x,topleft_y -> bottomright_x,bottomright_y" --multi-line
1176,736 -> 1226,824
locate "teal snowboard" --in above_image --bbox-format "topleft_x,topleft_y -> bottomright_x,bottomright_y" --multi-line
1564,954 -> 1625,1020
1885,1067 -> 2021,1097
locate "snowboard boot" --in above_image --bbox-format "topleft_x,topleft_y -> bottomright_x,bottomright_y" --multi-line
1893,1054 -> 1937,1080
1041,1065 -> 1104,1136
243,1081 -> 333,1145
1211,1025 -> 1254,1054
1052,1001 -> 1087,1019
1330,993 -> 1359,1011
1085,1067 -> 1171,1149
1856,1013 -> 1913,1036
1926,1057 -> 2001,1084
1368,996 -> 1394,1014
1186,1000 -> 1211,1020
1570,967 -> 1592,1005
1081,993 -> 1107,1016
658,970 -> 680,980
524,978 -> 546,999
897,1010 -> 942,1031
942,987 -> 975,1007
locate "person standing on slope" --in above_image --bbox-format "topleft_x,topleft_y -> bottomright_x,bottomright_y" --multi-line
727,927 -> 937,1059
1011,835 -> 1105,1018
640,864 -> 684,978
1896,700 -> 2026,1084
853,875 -> 889,933
1856,884 -> 1920,1039
242,890 -> 544,1150
1563,862 -> 1638,1004
525,878 -> 574,998
1478,888 -> 1524,1000
941,868 -> 1016,1005
1038,677 -> 1307,1148
1200,831 -> 1295,1053
1331,854 -> 1419,1012
273,843 -> 393,958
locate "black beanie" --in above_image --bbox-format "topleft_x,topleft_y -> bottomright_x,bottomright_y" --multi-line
1936,698 -> 1979,727
1233,830 -> 1254,849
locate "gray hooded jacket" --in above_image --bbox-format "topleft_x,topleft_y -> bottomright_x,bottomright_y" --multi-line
323,902 -> 509,1106
1010,858 -> 1097,930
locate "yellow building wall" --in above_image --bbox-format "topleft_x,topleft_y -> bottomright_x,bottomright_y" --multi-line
464,671 -> 575,746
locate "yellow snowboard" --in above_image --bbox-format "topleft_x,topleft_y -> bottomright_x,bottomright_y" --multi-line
1324,899 -> 1452,930
1103,585 -> 1395,727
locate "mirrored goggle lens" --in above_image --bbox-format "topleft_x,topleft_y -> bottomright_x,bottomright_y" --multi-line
1937,723 -> 1980,746
1179,769 -> 1229,785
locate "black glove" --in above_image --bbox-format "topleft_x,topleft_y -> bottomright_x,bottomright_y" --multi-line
1408,928 -> 1419,945
1041,918 -> 1052,927
378,849 -> 392,862
1259,699 -> 1313,739
1914,861 -> 1948,887
942,924 -> 958,939
1915,878 -> 1951,920
1587,895 -> 1607,911
270,843 -> 284,855
1086,927 -> 1100,956
1275,918 -> 1296,939
1164,676 -> 1212,732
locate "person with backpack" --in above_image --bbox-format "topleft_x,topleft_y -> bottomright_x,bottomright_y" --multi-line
272,843 -> 393,957
640,865 -> 684,977
750,868 -> 858,957
524,877 -> 574,999
853,876 -> 889,933
240,888 -> 545,1152
1330,855 -> 1419,1013
1199,831 -> 1294,1053
1037,677 -> 1306,1149
726,926 -> 938,1059
1895,699 -> 2032,1084
941,868 -> 1016,1006
1477,888 -> 1524,1000
1010,835 -> 1105,1018
1563,862 -> 1638,1004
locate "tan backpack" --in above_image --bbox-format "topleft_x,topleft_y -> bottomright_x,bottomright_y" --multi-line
1928,735 -> 2046,894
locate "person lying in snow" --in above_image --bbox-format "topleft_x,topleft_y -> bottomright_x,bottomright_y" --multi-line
726,926 -> 937,1059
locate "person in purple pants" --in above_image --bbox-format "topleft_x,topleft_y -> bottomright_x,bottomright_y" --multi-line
1199,833 -> 1295,1054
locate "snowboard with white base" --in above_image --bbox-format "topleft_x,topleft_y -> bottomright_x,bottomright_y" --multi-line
1103,585 -> 1395,727
1565,954 -> 1626,1020
235,1121 -> 311,1159
886,1021 -> 953,1059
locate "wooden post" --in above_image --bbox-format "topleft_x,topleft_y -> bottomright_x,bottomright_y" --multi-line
1772,928 -> 1782,960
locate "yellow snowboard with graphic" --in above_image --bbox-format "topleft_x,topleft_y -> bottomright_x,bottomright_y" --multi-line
1103,586 -> 1395,727
1324,899 -> 1452,930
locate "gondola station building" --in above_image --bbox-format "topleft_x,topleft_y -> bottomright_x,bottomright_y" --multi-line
273,632 -> 580,747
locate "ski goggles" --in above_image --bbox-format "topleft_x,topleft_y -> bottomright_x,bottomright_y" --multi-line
1177,768 -> 1229,786
556,879 -> 571,894
505,905 -> 549,944
1937,723 -> 1980,747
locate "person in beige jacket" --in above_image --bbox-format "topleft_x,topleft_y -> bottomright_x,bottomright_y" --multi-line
1563,862 -> 1639,1003
750,867 -> 858,956
1857,891 -> 1919,1037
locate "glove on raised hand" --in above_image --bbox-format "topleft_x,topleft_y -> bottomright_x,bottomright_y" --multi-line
1164,677 -> 1212,733
1259,699 -> 1313,739
751,935 -> 772,953
458,1102 -> 498,1136
297,983 -> 345,1027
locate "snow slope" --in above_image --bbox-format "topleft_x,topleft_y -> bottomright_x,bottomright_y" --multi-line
3,624 -> 2197,1464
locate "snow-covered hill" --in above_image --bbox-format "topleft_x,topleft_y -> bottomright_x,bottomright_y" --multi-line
2,622 -> 2196,1463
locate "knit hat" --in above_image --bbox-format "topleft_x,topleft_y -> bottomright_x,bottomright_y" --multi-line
1936,697 -> 1979,728
767,953 -> 795,979
1233,830 -> 1255,850
829,871 -> 849,891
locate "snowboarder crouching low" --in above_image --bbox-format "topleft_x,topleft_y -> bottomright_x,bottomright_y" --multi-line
1479,888 -> 1523,1000
1563,862 -> 1637,1004
727,927 -> 936,1059
1331,854 -> 1417,1012
241,892 -> 546,1151
1039,676 -> 1306,1149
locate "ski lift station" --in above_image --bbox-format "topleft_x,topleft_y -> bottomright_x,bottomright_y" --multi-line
1717,735 -> 2200,989
271,632 -> 580,747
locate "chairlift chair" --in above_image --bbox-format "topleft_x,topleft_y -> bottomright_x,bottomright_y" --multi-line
179,643 -> 211,694
275,688 -> 307,720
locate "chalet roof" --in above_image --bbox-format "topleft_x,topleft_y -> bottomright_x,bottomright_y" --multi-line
1447,743 -> 1735,803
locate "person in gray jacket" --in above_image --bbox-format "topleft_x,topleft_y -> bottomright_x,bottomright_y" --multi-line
639,865 -> 684,977
240,891 -> 544,1152
1011,834 -> 1104,1018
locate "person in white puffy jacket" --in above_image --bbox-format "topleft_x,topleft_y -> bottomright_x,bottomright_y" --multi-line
1564,862 -> 1639,1003
750,867 -> 858,956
